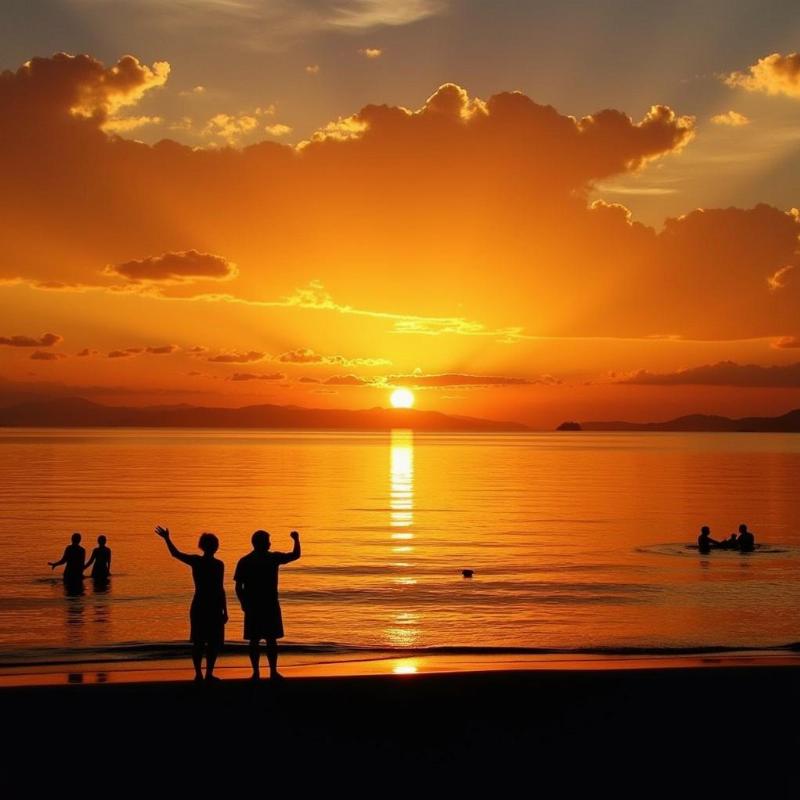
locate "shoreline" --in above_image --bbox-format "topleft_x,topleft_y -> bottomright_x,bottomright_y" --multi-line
2,648 -> 799,688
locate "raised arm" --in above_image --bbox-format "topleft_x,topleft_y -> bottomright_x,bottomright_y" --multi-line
155,526 -> 194,566
49,547 -> 69,569
278,531 -> 301,564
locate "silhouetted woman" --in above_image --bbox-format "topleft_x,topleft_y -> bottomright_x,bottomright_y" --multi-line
155,525 -> 228,682
84,534 -> 112,583
697,525 -> 719,555
49,532 -> 86,593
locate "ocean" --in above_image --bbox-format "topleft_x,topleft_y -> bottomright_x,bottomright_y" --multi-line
1,428 -> 799,667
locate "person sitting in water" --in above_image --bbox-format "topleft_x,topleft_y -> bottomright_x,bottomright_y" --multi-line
49,532 -> 86,584
697,526 -> 719,555
736,524 -> 755,552
84,535 -> 112,582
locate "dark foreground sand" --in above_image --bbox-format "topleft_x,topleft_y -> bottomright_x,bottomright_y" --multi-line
3,665 -> 799,787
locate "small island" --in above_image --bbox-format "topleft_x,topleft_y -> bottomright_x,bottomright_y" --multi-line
556,421 -> 582,431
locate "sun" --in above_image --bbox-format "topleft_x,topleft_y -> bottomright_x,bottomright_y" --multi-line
390,388 -> 415,409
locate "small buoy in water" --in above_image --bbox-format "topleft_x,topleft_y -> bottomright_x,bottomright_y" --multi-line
462,569 -> 474,578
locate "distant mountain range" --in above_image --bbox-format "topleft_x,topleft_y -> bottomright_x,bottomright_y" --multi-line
0,396 -> 529,432
557,409 -> 800,432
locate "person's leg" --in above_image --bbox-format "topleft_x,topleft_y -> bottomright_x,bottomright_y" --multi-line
266,637 -> 280,679
206,643 -> 219,680
191,643 -> 204,680
248,639 -> 261,679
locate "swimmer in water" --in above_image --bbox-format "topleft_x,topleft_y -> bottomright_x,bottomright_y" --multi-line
697,526 -> 719,555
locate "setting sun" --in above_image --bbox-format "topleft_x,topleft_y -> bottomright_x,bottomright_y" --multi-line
390,388 -> 415,409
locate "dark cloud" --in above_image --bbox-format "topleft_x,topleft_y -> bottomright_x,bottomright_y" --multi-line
323,374 -> 375,385
0,332 -> 62,347
107,250 -> 237,284
207,351 -> 266,363
772,336 -> 800,349
277,348 -> 389,366
30,350 -> 66,360
619,361 -> 800,387
108,348 -> 143,358
229,372 -> 286,381
145,344 -> 178,354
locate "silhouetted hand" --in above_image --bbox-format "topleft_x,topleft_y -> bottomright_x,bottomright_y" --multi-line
48,562 -> 56,569
155,525 -> 170,540
290,531 -> 300,541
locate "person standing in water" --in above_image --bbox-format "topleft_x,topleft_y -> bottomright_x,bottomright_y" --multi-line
155,525 -> 228,682
49,532 -> 86,590
234,530 -> 301,681
84,535 -> 112,583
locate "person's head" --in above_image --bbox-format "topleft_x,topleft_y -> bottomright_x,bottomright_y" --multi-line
198,532 -> 219,555
701,526 -> 710,536
71,532 -> 81,544
739,524 -> 748,534
98,535 -> 107,546
252,530 -> 271,551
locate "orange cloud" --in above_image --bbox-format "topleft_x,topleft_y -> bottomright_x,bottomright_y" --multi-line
771,336 -> 800,349
229,372 -> 286,381
358,48 -> 383,59
725,52 -> 800,99
108,348 -> 143,358
323,374 -> 375,385
30,350 -> 66,361
1,333 -> 62,347
386,372 -> 537,387
106,251 -> 237,284
76,348 -> 98,357
305,65 -> 320,75
277,348 -> 390,366
710,110 -> 750,126
619,361 -> 800,387
207,351 -> 266,363
145,345 -> 179,354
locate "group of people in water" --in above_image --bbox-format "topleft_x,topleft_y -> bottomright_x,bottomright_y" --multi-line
697,523 -> 756,555
49,526 -> 301,683
48,532 -> 112,586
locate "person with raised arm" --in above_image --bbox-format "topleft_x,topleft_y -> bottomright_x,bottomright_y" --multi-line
234,530 -> 301,681
155,525 -> 228,682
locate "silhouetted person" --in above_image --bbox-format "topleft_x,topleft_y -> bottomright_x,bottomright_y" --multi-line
235,530 -> 301,681
49,532 -> 85,590
155,525 -> 228,682
84,534 -> 112,583
736,524 -> 755,552
719,533 -> 738,550
697,526 -> 719,555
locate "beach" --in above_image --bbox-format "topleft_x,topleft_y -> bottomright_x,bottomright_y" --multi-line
4,659 -> 799,785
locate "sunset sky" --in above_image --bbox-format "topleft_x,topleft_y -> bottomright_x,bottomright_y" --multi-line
1,0 -> 800,427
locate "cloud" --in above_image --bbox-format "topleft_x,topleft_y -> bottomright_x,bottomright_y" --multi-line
323,374 -> 375,385
106,251 -> 237,284
725,52 -> 800,99
145,344 -> 178,354
30,350 -> 66,361
358,48 -> 383,59
710,110 -> 750,126
385,372 -> 538,387
108,348 -> 143,358
102,115 -> 162,133
179,86 -> 206,97
305,65 -> 320,75
771,336 -> 800,349
0,332 -> 62,347
277,347 -> 390,366
76,348 -> 98,357
767,265 -> 794,291
207,351 -> 266,363
618,361 -> 800,387
265,123 -> 293,137
229,372 -> 286,381
299,376 -> 321,383
186,346 -> 208,354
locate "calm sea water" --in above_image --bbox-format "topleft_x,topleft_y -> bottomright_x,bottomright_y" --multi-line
1,428 -> 799,664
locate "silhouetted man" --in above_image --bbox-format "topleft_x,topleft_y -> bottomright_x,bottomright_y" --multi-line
697,526 -> 719,555
49,532 -> 85,589
736,524 -> 755,552
235,530 -> 301,681
84,534 -> 112,583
